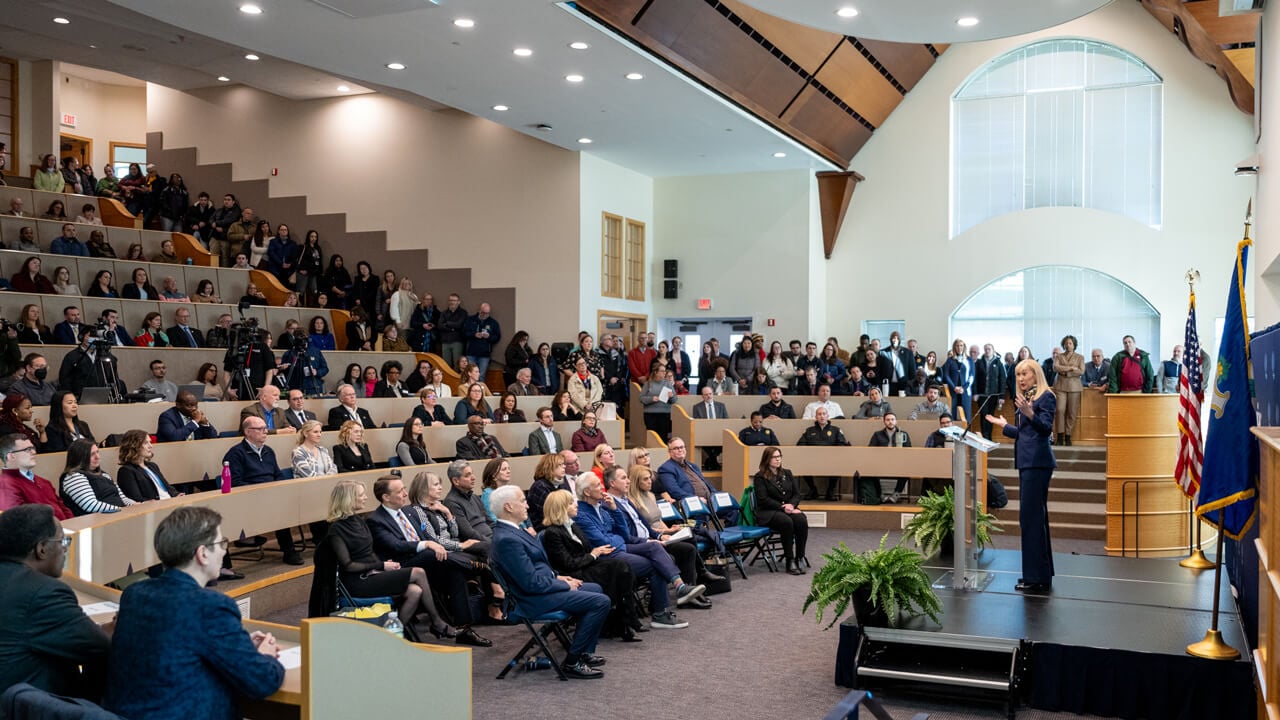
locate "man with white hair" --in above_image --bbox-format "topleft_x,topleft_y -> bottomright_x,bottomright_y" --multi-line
490,485 -> 610,679
326,384 -> 376,431
506,367 -> 539,396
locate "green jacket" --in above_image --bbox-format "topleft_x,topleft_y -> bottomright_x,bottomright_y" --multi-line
1107,348 -> 1155,393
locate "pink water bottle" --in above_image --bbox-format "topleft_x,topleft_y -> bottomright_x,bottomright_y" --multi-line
221,461 -> 232,494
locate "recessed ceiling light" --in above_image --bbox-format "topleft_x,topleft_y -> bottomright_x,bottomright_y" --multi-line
836,7 -> 858,18
625,72 -> 644,80
337,85 -> 350,92
244,53 -> 260,61
513,47 -> 533,57
578,138 -> 593,144
453,18 -> 474,28
956,16 -> 979,27
492,104 -> 509,112
217,76 -> 231,82
565,74 -> 584,83
386,62 -> 405,70
53,17 -> 70,24
89,44 -> 98,49
569,42 -> 590,50
239,4 -> 263,15
773,152 -> 787,158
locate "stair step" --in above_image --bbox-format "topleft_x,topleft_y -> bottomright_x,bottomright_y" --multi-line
994,499 -> 1103,527
993,519 -> 1106,540
988,458 -> 1107,473
1005,487 -> 1105,504
986,470 -> 1107,489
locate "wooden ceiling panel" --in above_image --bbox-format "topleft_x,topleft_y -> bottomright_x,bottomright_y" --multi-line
1225,48 -> 1256,87
1184,1 -> 1259,45
719,0 -> 844,75
630,0 -> 685,46
1140,0 -> 1254,115
855,38 -> 936,92
783,85 -> 873,161
813,42 -> 902,127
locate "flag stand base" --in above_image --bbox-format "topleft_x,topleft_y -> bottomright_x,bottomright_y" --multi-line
1179,549 -> 1214,569
1186,629 -> 1241,660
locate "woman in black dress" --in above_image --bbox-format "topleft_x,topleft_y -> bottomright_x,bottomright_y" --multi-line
332,421 -> 375,473
322,479 -> 453,636
539,489 -> 642,641
753,446 -> 808,574
42,390 -> 95,453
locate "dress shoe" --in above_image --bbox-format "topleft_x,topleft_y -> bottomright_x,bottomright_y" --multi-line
685,596 -> 713,610
455,628 -> 492,647
1014,581 -> 1051,593
1065,434 -> 1072,447
580,653 -> 607,667
786,563 -> 804,576
429,622 -> 458,640
699,570 -> 726,583
620,626 -> 642,643
561,659 -> 604,679
219,569 -> 245,580
282,553 -> 305,566
234,536 -> 267,548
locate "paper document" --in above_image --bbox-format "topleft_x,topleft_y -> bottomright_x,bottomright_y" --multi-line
277,646 -> 303,670
662,527 -> 693,544
80,601 -> 119,617
658,387 -> 673,402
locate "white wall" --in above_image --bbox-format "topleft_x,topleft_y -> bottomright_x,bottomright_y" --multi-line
652,169 -> 817,342
58,72 -> 146,173
1255,5 -> 1280,327
146,83 -> 581,345
828,0 -> 1256,359
578,152 -> 654,333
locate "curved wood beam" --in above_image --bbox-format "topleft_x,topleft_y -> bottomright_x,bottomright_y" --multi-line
1140,0 -> 1255,116
816,170 -> 864,259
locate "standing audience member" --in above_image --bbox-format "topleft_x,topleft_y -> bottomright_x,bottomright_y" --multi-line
1107,335 -> 1155,394
463,302 -> 501,379
1052,335 -> 1085,446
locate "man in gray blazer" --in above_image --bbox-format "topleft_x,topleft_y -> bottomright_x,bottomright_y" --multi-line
691,387 -> 728,469
526,407 -> 564,455
283,389 -> 317,430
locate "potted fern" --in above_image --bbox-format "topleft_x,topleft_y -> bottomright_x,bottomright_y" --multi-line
901,486 -> 1001,558
803,534 -> 943,629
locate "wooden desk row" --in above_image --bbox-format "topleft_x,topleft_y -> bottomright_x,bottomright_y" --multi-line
675,413 -> 946,454
32,418 -> 625,487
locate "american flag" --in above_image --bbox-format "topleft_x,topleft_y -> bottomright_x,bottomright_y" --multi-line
1175,292 -> 1204,498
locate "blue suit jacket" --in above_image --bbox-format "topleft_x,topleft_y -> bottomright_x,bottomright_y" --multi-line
492,521 -> 572,619
105,569 -> 284,720
52,321 -> 83,346
941,356 -> 974,394
366,505 -> 421,562
655,458 -> 718,501
156,407 -> 218,443
573,500 -> 634,548
1001,392 -> 1058,470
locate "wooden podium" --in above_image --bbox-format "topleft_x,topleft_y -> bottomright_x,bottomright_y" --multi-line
1103,393 -> 1187,556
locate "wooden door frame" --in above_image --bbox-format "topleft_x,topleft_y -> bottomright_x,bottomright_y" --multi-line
597,310 -> 647,351
60,132 -> 93,168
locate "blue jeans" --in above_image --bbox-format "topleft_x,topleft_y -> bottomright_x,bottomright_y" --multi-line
613,551 -> 667,611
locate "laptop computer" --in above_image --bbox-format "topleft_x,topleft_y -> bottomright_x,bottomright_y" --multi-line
80,387 -> 113,404
179,383 -> 209,400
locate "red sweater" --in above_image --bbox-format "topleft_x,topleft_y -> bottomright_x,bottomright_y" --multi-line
0,468 -> 73,520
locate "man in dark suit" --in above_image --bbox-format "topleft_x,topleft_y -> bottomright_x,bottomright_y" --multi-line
284,389 -> 317,430
99,309 -> 133,347
223,418 -> 303,565
525,407 -> 564,455
364,475 -> 490,647
166,307 -> 204,348
691,386 -> 727,468
0,505 -> 110,699
443,460 -> 494,542
326,383 -> 376,431
156,391 -> 219,443
51,306 -> 83,346
490,485 -> 610,679
239,384 -> 295,435
879,331 -> 917,396
869,412 -> 912,503
105,506 -> 285,719
455,416 -> 508,460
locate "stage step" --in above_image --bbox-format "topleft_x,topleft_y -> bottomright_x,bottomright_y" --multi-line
987,445 -> 1107,541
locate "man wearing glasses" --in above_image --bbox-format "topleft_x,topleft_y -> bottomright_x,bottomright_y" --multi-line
0,504 -> 110,699
106,506 -> 284,719
0,434 -> 72,519
221,418 -> 306,565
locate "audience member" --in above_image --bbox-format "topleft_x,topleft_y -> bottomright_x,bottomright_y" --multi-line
50,224 -> 88,257
12,226 -> 40,253
52,306 -> 84,346
802,384 -> 845,420
909,385 -> 949,420
639,365 -> 676,441
1107,335 -> 1155,393
463,302 -> 501,378
870,412 -> 912,503
0,394 -> 45,449
506,367 -> 539,396
224,417 -> 304,565
156,391 -> 219,442
752,446 -> 809,574
42,391 -> 94,453
738,411 -> 779,446
135,314 -> 171,349
571,410 -> 607,454
759,386 -> 796,419
1053,335 -> 1085,446
208,194 -> 241,266
567,355 -> 603,413
12,354 -> 55,406
796,408 -> 850,501
492,391 -> 526,424
654,437 -> 738,524
855,386 -> 893,419
51,266 -> 81,295
326,383 -> 376,430
0,433 -> 71,518
925,413 -> 954,449
116,430 -> 179,503
332,421 -> 375,473
530,342 -> 559,395
396,417 -> 432,467
59,440 -> 133,516
238,384 -> 292,435
1160,344 -> 1184,395
10,256 -> 54,294
455,415 -> 508,460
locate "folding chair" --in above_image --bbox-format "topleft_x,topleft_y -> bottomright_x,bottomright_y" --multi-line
334,575 -> 423,642
708,492 -> 777,576
740,486 -> 793,571
658,499 -> 708,555
680,496 -> 753,579
490,561 -> 575,681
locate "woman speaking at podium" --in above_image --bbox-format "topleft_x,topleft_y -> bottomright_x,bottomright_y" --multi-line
986,359 -> 1057,593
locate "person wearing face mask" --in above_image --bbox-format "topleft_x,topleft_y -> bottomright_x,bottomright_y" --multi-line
12,354 -> 55,406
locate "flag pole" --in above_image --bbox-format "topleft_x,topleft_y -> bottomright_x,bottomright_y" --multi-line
1179,267 -> 1213,570
1186,508 -> 1240,659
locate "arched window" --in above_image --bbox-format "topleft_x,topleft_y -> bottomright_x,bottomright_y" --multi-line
951,266 -> 1159,360
952,39 -> 1162,237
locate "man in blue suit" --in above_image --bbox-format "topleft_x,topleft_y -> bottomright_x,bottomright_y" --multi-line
490,485 -> 610,680
51,306 -> 84,346
156,391 -> 219,443
106,506 -> 284,719
654,437 -> 739,525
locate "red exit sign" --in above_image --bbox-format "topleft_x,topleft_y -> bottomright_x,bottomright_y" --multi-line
696,298 -> 713,311
60,113 -> 77,128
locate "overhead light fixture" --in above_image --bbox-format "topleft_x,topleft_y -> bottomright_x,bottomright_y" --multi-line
565,74 -> 584,83
513,47 -> 533,57
453,18 -> 474,28
337,85 -> 350,92
835,7 -> 858,18
244,53 -> 260,61
578,138 -> 593,144
569,42 -> 590,50
956,16 -> 979,27
773,152 -> 787,158
625,72 -> 644,80
386,62 -> 405,70
239,4 -> 263,15
492,104 -> 509,111
89,44 -> 98,49
53,17 -> 70,24
217,76 -> 231,82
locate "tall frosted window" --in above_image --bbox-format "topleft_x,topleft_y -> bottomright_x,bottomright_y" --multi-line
951,266 -> 1159,359
953,39 -> 1162,237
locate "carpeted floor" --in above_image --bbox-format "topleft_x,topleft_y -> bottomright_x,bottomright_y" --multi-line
266,528 -> 1115,719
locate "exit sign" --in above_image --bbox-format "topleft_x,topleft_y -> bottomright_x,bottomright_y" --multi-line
60,113 -> 77,128
696,298 -> 713,311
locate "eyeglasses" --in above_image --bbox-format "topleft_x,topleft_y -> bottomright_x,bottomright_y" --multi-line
44,536 -> 73,550
9,446 -> 36,455
205,538 -> 230,552
245,425 -> 267,432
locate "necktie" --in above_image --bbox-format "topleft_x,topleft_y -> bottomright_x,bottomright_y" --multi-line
183,326 -> 195,346
707,403 -> 715,419
397,510 -> 417,541
296,411 -> 306,427
264,410 -> 274,431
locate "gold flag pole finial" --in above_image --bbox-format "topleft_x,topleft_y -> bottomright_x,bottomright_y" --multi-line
1245,199 -> 1253,239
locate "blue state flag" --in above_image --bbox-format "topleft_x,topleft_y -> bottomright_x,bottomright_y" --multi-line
1196,239 -> 1258,539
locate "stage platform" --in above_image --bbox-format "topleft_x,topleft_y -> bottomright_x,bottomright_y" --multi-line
835,548 -> 1255,719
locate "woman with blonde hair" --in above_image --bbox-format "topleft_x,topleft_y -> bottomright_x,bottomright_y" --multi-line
292,420 -> 338,477
986,359 -> 1057,593
587,443 -> 615,481
316,478 -> 454,637
626,447 -> 652,473
333,420 -> 374,473
389,277 -> 417,330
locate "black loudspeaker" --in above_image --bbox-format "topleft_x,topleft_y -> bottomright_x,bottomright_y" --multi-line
663,280 -> 678,299
664,259 -> 678,279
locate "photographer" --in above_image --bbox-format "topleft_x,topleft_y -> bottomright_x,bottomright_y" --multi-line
221,315 -> 275,401
278,331 -> 328,397
57,327 -> 125,400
